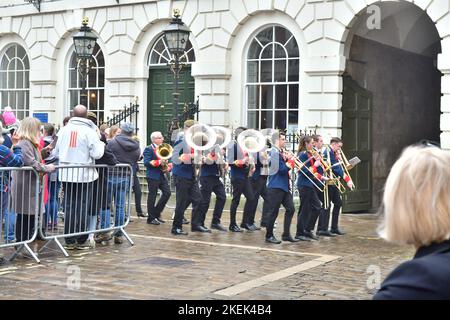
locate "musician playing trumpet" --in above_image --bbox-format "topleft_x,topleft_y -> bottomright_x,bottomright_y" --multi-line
319,137 -> 354,236
296,135 -> 329,241
143,131 -> 172,226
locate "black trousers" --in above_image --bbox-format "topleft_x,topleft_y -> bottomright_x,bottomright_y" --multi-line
198,176 -> 226,226
133,173 -> 143,214
173,177 -> 202,230
265,188 -> 294,238
230,177 -> 254,226
307,189 -> 326,232
63,182 -> 93,245
147,176 -> 171,220
242,176 -> 270,226
318,185 -> 342,231
296,186 -> 322,236
15,214 -> 35,243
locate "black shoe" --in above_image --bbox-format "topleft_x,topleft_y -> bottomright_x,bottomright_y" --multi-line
240,223 -> 254,231
137,212 -> 148,218
0,257 -> 7,265
317,230 -> 337,237
191,225 -> 211,233
282,234 -> 300,242
147,218 -> 160,225
229,224 -> 242,232
330,229 -> 346,235
182,218 -> 190,225
156,217 -> 166,223
265,236 -> 282,244
250,224 -> 261,231
211,223 -> 227,231
295,234 -> 312,242
304,231 -> 319,241
171,228 -> 188,236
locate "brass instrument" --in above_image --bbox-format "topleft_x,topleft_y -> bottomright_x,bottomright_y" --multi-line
337,149 -> 355,190
237,129 -> 266,177
185,123 -> 218,178
212,126 -> 232,179
155,143 -> 173,172
324,145 -> 350,193
283,149 -> 326,192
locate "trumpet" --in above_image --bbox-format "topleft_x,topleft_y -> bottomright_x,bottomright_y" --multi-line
155,143 -> 173,172
283,149 -> 326,192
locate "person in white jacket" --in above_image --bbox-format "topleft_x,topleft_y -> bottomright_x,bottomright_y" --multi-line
55,105 -> 105,250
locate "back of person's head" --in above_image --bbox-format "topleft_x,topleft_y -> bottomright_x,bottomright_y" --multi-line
99,124 -> 109,133
183,119 -> 197,130
297,135 -> 312,152
120,122 -> 135,136
43,123 -> 55,137
108,125 -> 121,139
63,116 -> 72,126
379,145 -> 450,247
73,105 -> 88,118
87,111 -> 98,125
17,117 -> 41,146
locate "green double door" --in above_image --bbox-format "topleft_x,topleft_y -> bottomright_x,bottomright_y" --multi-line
341,75 -> 373,212
147,66 -> 195,144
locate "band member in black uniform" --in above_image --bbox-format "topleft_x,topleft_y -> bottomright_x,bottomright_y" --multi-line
143,131 -> 172,225
196,146 -> 228,232
242,148 -> 270,230
265,132 -> 298,244
318,137 -> 354,235
227,127 -> 254,232
296,135 -> 328,241
170,120 -> 203,235
308,134 -> 335,237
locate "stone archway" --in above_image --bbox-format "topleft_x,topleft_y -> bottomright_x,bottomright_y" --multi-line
341,1 -> 442,211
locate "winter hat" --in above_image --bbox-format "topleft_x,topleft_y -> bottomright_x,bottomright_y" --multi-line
120,122 -> 135,135
2,107 -> 17,126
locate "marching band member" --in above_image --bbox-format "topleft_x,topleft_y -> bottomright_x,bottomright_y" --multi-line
296,135 -> 328,241
318,137 -> 354,235
197,146 -> 228,232
227,127 -> 254,232
170,120 -> 203,235
244,148 -> 270,230
264,132 -> 298,244
143,131 -> 172,226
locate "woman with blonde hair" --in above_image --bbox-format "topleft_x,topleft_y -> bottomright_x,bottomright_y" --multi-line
107,125 -> 121,141
11,117 -> 56,243
374,144 -> 450,300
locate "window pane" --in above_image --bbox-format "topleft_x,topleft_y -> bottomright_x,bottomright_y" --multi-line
275,111 -> 286,130
24,71 -> 29,88
274,44 -> 286,59
99,90 -> 104,112
247,85 -> 259,109
288,59 -> 299,81
69,69 -> 77,88
289,84 -> 299,109
275,85 -> 287,109
285,37 -> 299,57
248,40 -> 263,59
16,59 -> 23,71
1,57 -> 8,71
8,71 -> 15,89
0,72 -> 6,89
275,27 -> 290,45
70,91 -> 79,109
17,91 -> 25,110
260,60 -> 272,82
17,71 -> 24,89
17,45 -> 26,60
261,110 -> 273,129
261,85 -> 273,109
89,90 -> 98,110
247,61 -> 258,82
8,59 -> 16,71
257,27 -> 273,46
1,92 -> 8,106
274,60 -> 286,82
261,44 -> 273,59
9,91 -> 16,108
96,49 -> 105,67
247,111 -> 259,129
6,46 -> 15,58
80,91 -> 88,107
98,68 -> 105,88
88,67 -> 96,88
289,111 -> 298,126
23,55 -> 29,70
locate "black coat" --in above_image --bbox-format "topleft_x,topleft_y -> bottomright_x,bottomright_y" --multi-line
373,240 -> 450,300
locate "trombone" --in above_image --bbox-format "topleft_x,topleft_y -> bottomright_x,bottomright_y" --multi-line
336,149 -> 356,190
324,145 -> 351,193
283,149 -> 326,192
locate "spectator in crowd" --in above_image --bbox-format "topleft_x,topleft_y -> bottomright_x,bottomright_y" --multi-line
11,118 -> 55,244
131,134 -> 144,218
107,125 -> 121,141
62,116 -> 71,127
104,122 -> 140,244
374,145 -> 450,300
55,105 -> 104,250
99,124 -> 109,140
0,122 -> 23,267
41,123 -> 59,230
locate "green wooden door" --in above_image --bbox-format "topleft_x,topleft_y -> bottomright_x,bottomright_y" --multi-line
147,66 -> 195,144
341,75 -> 372,212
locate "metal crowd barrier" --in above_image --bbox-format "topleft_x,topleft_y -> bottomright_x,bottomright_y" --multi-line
38,164 -> 134,257
0,167 -> 40,263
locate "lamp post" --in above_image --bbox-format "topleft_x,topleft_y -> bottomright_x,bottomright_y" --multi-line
73,17 -> 98,107
163,9 -> 191,130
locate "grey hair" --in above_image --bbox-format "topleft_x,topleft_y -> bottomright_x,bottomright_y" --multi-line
151,131 -> 163,142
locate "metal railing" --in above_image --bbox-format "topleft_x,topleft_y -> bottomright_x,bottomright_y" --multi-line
106,103 -> 139,135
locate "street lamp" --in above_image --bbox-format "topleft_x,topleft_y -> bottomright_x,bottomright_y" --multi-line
73,17 -> 98,106
163,9 -> 191,130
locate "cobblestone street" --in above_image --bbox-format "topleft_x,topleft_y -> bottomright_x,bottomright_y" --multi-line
0,203 -> 414,300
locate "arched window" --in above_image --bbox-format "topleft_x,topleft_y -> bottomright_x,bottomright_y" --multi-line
68,43 -> 105,122
148,35 -> 195,66
0,44 -> 30,120
246,26 -> 300,131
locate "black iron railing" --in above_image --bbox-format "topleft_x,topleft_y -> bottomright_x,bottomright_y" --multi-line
106,103 -> 139,135
167,98 -> 199,141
